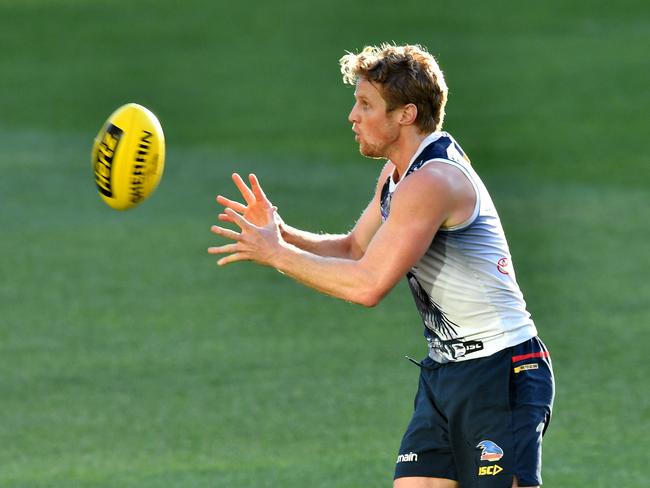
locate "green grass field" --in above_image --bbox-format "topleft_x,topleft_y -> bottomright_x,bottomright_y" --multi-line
1,1 -> 649,486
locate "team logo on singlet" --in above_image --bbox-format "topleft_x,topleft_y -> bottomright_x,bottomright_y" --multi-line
407,273 -> 458,339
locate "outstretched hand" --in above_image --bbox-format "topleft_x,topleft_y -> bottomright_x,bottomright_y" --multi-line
216,173 -> 276,227
209,173 -> 283,267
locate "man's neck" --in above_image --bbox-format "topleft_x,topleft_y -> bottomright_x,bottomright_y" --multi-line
388,130 -> 430,182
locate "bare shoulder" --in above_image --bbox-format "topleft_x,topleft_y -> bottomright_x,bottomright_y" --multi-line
394,163 -> 453,198
392,162 -> 476,227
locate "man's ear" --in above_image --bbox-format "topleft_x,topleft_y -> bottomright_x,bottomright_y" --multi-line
399,103 -> 418,126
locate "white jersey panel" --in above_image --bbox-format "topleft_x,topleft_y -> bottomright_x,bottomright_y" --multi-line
381,132 -> 537,363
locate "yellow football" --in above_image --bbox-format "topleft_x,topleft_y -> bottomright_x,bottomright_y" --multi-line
92,103 -> 165,210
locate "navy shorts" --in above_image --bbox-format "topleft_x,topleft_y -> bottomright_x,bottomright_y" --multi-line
394,336 -> 554,487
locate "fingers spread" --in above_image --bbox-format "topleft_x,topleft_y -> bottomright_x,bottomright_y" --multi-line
232,173 -> 256,205
249,173 -> 269,202
210,225 -> 241,240
217,253 -> 247,266
207,243 -> 239,255
216,195 -> 246,213
223,208 -> 251,228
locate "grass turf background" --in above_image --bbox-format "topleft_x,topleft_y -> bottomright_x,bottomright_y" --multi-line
1,0 -> 649,486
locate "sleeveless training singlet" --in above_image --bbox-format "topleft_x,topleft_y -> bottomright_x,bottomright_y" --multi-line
380,132 -> 537,363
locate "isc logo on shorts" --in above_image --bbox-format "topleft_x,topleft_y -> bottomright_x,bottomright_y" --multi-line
477,440 -> 504,476
478,465 -> 503,476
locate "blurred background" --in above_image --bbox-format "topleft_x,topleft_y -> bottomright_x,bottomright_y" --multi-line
1,0 -> 648,486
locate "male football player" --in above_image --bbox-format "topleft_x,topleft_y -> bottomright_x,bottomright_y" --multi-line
209,44 -> 554,487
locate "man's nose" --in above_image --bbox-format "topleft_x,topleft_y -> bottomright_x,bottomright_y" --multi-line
348,104 -> 358,123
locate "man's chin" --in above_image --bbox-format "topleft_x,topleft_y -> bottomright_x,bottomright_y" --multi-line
359,144 -> 385,160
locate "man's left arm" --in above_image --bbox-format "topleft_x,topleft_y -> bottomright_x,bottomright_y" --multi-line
209,167 -> 457,307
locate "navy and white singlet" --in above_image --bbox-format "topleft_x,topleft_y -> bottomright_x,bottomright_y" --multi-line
380,132 -> 537,363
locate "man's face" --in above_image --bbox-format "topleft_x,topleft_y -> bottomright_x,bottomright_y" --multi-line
348,78 -> 401,159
